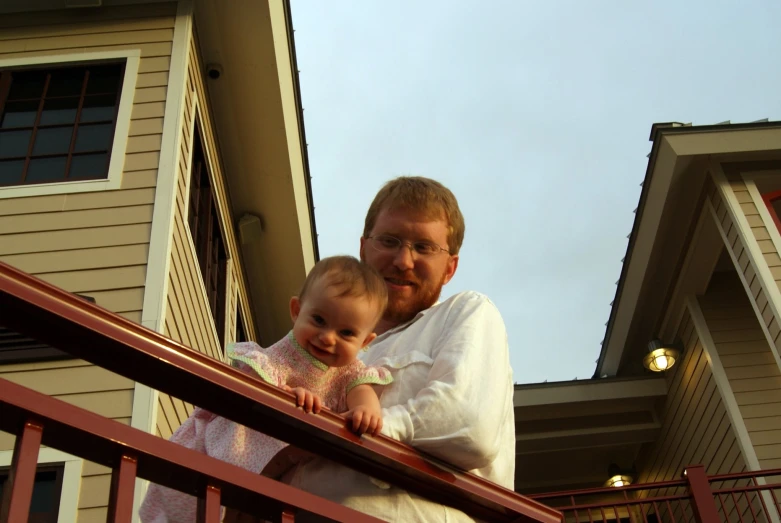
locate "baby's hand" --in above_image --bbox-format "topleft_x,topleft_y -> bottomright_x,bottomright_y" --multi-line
344,404 -> 383,436
282,385 -> 322,414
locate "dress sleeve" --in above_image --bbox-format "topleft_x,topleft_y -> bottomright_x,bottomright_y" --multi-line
343,360 -> 394,394
226,341 -> 284,386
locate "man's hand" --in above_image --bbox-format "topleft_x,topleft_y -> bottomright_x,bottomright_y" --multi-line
282,385 -> 322,414
344,404 -> 383,436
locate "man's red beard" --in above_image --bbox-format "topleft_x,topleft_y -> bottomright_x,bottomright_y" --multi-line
382,271 -> 448,325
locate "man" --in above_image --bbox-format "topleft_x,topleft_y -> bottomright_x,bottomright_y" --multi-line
288,176 -> 516,522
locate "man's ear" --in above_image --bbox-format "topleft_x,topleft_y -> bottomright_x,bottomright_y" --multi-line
362,332 -> 377,348
442,254 -> 459,285
289,296 -> 301,323
359,236 -> 367,262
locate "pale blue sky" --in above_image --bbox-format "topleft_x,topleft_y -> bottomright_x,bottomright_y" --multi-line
290,1 -> 781,384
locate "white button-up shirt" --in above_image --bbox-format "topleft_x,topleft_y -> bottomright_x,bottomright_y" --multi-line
289,291 -> 516,522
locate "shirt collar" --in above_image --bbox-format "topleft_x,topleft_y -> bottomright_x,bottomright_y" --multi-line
374,300 -> 440,342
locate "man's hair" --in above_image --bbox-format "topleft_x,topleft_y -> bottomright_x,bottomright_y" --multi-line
298,255 -> 388,314
363,176 -> 465,255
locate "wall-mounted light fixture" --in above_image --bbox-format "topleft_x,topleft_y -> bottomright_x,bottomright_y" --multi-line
606,463 -> 635,488
643,339 -> 681,372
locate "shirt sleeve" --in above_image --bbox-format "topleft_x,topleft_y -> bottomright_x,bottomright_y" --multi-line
379,292 -> 513,471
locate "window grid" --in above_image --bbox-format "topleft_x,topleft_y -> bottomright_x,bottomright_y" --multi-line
0,63 -> 123,187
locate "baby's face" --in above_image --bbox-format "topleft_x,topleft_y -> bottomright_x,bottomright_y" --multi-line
290,281 -> 379,367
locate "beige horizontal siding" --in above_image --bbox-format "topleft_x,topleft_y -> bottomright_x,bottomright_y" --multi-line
708,173 -> 781,479
700,273 -> 781,470
636,307 -> 746,522
0,4 -> 177,519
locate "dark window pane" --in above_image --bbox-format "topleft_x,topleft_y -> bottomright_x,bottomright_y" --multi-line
32,127 -> 73,156
74,123 -> 111,152
70,153 -> 108,179
47,68 -> 85,97
0,130 -> 32,158
29,470 -> 58,513
26,156 -> 67,183
39,97 -> 79,126
1,100 -> 39,128
7,70 -> 47,100
80,95 -> 117,123
86,64 -> 123,95
0,160 -> 25,185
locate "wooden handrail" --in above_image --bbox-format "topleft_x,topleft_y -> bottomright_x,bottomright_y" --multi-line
0,260 -> 560,523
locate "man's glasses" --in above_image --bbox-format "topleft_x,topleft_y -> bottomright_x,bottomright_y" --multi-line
366,234 -> 450,257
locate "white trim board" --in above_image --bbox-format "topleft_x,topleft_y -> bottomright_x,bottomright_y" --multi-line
0,50 -> 140,199
0,448 -> 83,523
712,163 -> 781,373
133,0 -> 193,519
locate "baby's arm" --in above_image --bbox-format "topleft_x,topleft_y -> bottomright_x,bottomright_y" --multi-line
344,384 -> 383,436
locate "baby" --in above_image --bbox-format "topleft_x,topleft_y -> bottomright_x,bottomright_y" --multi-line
140,255 -> 392,522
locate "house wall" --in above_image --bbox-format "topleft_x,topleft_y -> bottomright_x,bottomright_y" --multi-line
707,170 -> 781,471
636,309 -> 746,483
635,305 -> 750,522
156,28 -> 256,438
0,4 -> 177,521
701,272 -> 781,471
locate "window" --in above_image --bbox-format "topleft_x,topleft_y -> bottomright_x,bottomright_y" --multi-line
0,295 -> 94,364
0,63 -> 124,187
236,302 -> 247,343
188,123 -> 228,347
0,464 -> 64,523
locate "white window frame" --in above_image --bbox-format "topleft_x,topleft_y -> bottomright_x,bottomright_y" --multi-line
0,447 -> 83,523
0,49 -> 140,199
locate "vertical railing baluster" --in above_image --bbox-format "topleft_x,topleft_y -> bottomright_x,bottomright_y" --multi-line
744,491 -> 759,523
753,481 -> 773,522
716,493 -> 729,522
107,454 -> 138,523
652,502 -> 662,523
572,494 -> 580,523
0,420 -> 43,523
281,508 -> 296,522
640,502 -> 650,523
665,500 -> 676,522
196,485 -> 222,523
730,492 -> 746,523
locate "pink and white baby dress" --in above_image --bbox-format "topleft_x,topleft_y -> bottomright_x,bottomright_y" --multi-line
139,331 -> 393,523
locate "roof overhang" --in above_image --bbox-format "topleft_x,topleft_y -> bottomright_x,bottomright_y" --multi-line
595,121 -> 781,378
514,376 -> 667,493
193,0 -> 317,343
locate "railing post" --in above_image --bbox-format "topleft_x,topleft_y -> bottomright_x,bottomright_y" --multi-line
107,454 -> 138,523
684,465 -> 720,523
0,419 -> 44,523
197,484 -> 222,523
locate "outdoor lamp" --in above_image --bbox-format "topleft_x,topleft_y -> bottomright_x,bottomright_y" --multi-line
606,464 -> 634,488
643,339 -> 680,372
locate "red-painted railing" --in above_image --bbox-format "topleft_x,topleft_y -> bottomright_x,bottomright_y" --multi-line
0,261 -> 561,523
529,465 -> 781,523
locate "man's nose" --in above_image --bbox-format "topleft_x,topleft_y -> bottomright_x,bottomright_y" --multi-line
392,244 -> 415,271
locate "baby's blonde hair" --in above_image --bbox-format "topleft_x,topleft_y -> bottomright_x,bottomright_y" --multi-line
298,256 -> 388,320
